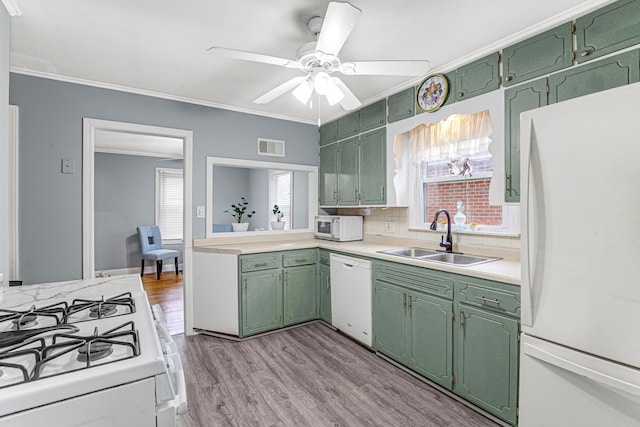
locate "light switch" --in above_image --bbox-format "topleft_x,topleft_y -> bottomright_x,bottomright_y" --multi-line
196,205 -> 205,219
61,158 -> 75,174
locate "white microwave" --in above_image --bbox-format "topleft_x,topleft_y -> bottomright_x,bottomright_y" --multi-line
314,215 -> 363,242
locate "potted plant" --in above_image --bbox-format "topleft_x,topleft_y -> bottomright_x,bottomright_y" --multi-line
224,197 -> 255,232
270,204 -> 285,230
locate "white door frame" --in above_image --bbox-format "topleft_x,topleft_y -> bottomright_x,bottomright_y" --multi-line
9,105 -> 19,281
82,118 -> 194,335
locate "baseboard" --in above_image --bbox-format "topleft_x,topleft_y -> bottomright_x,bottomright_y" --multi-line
96,263 -> 183,278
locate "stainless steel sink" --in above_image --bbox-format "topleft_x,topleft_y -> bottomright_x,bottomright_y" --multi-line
379,248 -> 440,258
378,247 -> 499,267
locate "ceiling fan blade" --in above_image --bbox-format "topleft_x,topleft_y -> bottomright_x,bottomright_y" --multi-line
340,60 -> 430,76
207,46 -> 301,69
332,77 -> 361,110
315,2 -> 361,56
254,76 -> 306,104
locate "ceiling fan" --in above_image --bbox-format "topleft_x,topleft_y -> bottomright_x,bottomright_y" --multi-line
208,2 -> 429,111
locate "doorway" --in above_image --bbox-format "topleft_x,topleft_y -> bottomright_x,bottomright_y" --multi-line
82,118 -> 194,335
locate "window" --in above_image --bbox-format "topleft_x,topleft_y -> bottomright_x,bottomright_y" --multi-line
393,110 -> 515,233
156,168 -> 183,241
268,170 -> 292,230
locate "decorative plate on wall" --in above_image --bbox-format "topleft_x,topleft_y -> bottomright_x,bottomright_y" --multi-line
416,74 -> 449,112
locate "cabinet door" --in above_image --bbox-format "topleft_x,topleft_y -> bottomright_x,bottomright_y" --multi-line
504,78 -> 548,203
455,53 -> 500,101
549,49 -> 640,104
455,305 -> 519,425
337,137 -> 360,205
388,87 -> 415,123
241,270 -> 282,337
318,263 -> 332,323
502,23 -> 572,87
359,99 -> 386,132
359,129 -> 386,205
319,143 -> 338,206
373,281 -> 408,364
320,120 -> 338,146
576,0 -> 640,63
408,291 -> 453,389
336,111 -> 360,141
283,265 -> 317,326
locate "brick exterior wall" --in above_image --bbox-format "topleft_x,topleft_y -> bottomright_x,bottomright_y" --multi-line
426,178 -> 502,226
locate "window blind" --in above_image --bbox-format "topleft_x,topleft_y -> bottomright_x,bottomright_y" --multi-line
268,170 -> 292,230
156,168 -> 183,240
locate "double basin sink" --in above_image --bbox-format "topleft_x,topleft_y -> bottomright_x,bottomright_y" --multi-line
379,248 -> 499,267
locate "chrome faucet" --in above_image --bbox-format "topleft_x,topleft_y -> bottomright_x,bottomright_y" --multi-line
430,209 -> 453,253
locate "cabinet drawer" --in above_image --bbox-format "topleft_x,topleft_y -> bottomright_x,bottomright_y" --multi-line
456,277 -> 520,317
375,260 -> 454,299
319,250 -> 330,265
283,249 -> 317,267
240,253 -> 281,272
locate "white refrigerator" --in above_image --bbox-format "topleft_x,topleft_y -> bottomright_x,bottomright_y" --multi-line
519,82 -> 640,426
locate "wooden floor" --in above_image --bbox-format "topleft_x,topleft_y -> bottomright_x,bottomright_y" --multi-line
174,323 -> 499,427
141,272 -> 184,334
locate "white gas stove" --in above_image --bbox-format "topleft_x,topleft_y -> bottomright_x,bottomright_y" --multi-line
0,275 -> 186,426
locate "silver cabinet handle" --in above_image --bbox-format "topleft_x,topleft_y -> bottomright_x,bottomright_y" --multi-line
505,75 -> 513,81
407,294 -> 412,309
580,50 -> 590,57
380,185 -> 385,199
326,277 -> 330,290
459,308 -> 464,329
475,295 -> 500,304
402,291 -> 406,308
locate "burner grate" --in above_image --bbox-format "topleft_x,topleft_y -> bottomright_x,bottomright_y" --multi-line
0,302 -> 68,331
66,292 -> 135,321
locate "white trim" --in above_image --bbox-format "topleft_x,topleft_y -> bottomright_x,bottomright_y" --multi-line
83,118 -> 194,335
95,147 -> 183,159
8,106 -> 19,280
96,263 -> 184,278
205,156 -> 318,239
10,67 -> 316,125
2,0 -> 22,16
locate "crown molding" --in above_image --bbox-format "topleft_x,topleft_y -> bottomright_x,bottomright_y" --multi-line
2,0 -> 22,16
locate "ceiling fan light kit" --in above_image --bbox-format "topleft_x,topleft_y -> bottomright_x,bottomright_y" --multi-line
209,1 -> 429,111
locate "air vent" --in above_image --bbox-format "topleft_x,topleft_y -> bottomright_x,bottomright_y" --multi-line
257,138 -> 285,157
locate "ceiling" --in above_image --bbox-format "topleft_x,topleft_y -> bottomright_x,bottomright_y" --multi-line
8,0 -> 611,125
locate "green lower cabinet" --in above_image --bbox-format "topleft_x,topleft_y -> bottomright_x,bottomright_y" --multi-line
407,291 -> 453,389
241,269 -> 283,337
318,263 -> 332,323
283,265 -> 317,326
373,281 -> 409,362
454,304 -> 519,425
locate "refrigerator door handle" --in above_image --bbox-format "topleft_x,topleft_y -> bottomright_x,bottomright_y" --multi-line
524,341 -> 640,398
520,116 -> 534,327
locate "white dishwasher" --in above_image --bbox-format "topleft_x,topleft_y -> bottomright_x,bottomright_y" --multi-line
330,253 -> 373,346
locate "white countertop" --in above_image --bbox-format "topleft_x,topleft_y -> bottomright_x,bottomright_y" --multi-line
194,238 -> 521,285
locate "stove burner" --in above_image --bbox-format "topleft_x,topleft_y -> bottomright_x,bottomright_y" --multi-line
11,314 -> 38,329
77,341 -> 113,362
89,303 -> 117,318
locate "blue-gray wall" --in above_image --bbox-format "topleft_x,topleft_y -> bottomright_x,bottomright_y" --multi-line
95,153 -> 183,271
0,10 -> 9,282
9,73 -> 319,284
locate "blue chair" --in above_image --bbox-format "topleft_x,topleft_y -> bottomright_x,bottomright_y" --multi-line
137,225 -> 180,280
213,224 -> 233,233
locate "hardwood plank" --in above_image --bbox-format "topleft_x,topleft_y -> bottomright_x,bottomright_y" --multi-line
174,323 -> 500,427
141,273 -> 184,334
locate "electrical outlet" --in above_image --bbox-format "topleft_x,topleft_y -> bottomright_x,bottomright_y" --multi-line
61,158 -> 75,174
196,205 -> 206,219
385,221 -> 396,233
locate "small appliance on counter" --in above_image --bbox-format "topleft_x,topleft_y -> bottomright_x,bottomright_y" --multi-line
314,215 -> 363,242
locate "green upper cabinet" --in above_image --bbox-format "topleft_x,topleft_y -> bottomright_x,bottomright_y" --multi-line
359,129 -> 386,205
548,49 -> 640,103
336,111 -> 360,141
319,143 -> 338,206
359,99 -> 387,133
319,120 -> 338,146
388,86 -> 415,123
240,269 -> 283,337
502,23 -> 573,87
454,305 -> 519,425
283,265 -> 317,326
576,0 -> 640,63
455,53 -> 500,101
504,78 -> 548,203
318,262 -> 332,324
337,136 -> 360,205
